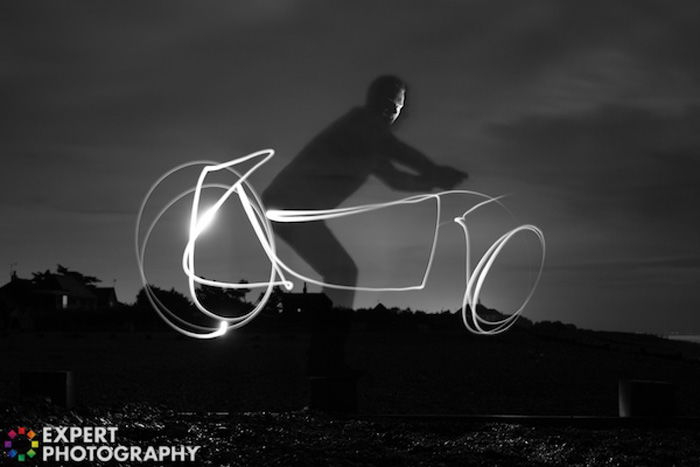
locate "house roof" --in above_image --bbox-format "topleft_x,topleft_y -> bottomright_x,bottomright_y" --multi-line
44,274 -> 97,299
95,287 -> 118,303
0,278 -> 35,307
1,273 -> 98,299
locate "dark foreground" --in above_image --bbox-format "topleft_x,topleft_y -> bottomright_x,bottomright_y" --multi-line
2,328 -> 700,415
2,326 -> 700,465
2,402 -> 699,466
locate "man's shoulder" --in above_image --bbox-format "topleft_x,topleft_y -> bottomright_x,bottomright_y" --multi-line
330,106 -> 369,124
330,106 -> 391,134
298,107 -> 392,156
328,105 -> 379,122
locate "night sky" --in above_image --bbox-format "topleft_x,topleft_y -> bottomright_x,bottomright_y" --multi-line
3,1 -> 700,334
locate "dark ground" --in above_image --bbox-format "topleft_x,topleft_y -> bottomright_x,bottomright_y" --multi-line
2,324 -> 700,414
2,323 -> 700,465
2,402 -> 700,466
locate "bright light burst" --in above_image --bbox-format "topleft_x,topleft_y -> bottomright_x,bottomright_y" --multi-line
135,149 -> 545,339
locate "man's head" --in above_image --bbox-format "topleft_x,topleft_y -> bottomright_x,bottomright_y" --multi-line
366,75 -> 406,124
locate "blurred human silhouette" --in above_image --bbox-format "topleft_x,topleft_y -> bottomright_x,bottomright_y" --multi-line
263,75 -> 467,310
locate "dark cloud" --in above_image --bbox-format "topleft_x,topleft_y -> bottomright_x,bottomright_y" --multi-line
488,105 -> 700,224
547,255 -> 700,272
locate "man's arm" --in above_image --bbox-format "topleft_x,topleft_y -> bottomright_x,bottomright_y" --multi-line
374,158 -> 435,192
388,140 -> 437,175
382,137 -> 468,190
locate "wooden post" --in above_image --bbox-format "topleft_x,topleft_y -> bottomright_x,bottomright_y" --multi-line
19,370 -> 75,408
619,379 -> 675,417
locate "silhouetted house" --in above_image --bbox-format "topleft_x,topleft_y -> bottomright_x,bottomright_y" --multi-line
33,273 -> 98,311
0,272 -> 121,330
95,287 -> 119,309
0,275 -> 34,330
0,273 -> 119,311
281,284 -> 332,314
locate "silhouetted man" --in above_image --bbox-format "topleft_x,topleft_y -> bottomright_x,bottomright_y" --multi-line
263,75 -> 467,309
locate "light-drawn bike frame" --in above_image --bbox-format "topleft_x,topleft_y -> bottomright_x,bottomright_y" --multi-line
136,149 -> 545,339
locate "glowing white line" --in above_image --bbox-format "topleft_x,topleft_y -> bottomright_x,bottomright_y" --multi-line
135,149 -> 545,339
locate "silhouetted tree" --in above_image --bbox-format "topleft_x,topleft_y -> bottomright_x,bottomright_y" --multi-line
195,279 -> 251,315
31,269 -> 53,284
135,286 -> 193,314
257,286 -> 285,314
56,264 -> 101,287
31,264 -> 101,288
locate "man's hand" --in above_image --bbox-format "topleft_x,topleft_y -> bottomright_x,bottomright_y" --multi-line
432,165 -> 468,190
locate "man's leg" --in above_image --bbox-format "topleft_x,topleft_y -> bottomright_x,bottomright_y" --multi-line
274,221 -> 358,309
273,221 -> 356,376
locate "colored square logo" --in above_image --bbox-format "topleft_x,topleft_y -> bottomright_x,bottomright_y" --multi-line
4,426 -> 40,462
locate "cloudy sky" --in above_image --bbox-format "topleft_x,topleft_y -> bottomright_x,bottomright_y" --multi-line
2,1 -> 699,334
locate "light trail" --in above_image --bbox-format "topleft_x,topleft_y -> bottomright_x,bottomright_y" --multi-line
135,149 -> 545,339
